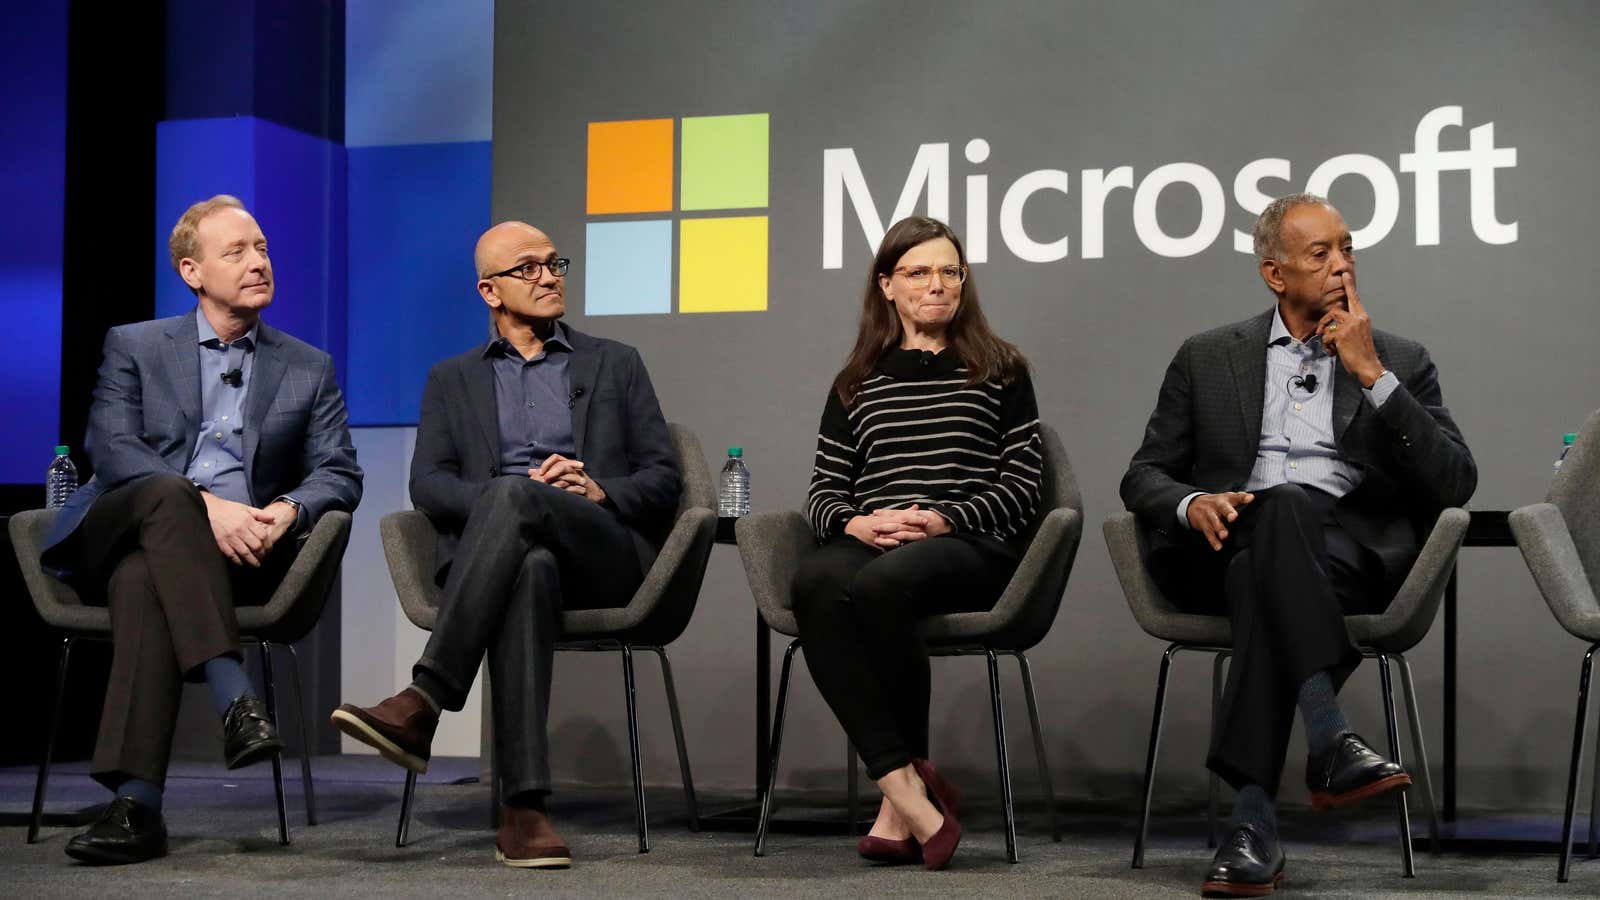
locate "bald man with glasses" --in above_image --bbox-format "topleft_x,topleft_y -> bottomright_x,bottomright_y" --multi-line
333,222 -> 680,869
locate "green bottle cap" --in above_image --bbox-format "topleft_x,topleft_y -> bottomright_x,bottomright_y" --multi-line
728,447 -> 743,457
54,445 -> 69,456
1564,433 -> 1578,445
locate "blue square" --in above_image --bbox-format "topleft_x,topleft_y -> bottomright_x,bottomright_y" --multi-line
584,220 -> 672,316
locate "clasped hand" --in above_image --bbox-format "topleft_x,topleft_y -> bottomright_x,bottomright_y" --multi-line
532,453 -> 606,503
845,504 -> 951,550
204,493 -> 295,567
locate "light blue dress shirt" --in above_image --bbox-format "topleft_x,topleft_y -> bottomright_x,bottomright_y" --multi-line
186,309 -> 256,504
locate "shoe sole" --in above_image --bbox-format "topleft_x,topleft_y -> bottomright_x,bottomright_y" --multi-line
329,709 -> 429,774
495,848 -> 572,869
1310,772 -> 1412,811
65,842 -> 168,866
226,738 -> 286,770
1201,873 -> 1286,896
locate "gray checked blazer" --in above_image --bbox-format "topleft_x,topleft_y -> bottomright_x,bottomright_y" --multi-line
43,308 -> 363,569
408,325 -> 680,581
1119,307 -> 1476,592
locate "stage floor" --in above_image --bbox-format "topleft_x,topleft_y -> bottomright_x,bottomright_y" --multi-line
1,756 -> 1595,898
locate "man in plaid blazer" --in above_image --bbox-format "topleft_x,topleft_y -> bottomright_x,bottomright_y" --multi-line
1120,194 -> 1475,896
40,195 -> 362,864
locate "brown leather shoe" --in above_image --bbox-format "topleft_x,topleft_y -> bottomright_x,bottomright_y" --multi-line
329,688 -> 438,773
495,804 -> 572,869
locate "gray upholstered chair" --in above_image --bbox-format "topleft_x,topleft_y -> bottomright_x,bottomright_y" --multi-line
8,506 -> 352,846
1104,503 -> 1468,877
1509,409 -> 1600,883
737,423 -> 1083,863
378,422 -> 716,852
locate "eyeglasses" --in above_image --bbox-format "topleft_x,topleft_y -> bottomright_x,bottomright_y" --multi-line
892,264 -> 967,289
486,258 -> 571,282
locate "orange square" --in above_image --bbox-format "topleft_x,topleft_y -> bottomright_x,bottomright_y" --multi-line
586,119 -> 674,214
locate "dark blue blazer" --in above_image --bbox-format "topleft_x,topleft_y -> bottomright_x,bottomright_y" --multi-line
44,309 -> 363,571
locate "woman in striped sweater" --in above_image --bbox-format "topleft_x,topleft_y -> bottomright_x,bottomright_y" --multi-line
793,216 -> 1043,870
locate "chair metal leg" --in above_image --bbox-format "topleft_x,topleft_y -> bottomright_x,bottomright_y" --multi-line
29,637 -> 74,844
846,739 -> 859,834
620,645 -> 649,853
1589,691 -> 1600,860
1013,651 -> 1061,842
986,650 -> 1019,863
647,647 -> 699,832
754,640 -> 800,857
396,769 -> 417,848
1208,651 -> 1228,849
1376,654 -> 1415,877
280,642 -> 318,826
1559,645 -> 1596,882
1395,654 -> 1439,854
1133,644 -> 1180,869
258,642 -> 290,846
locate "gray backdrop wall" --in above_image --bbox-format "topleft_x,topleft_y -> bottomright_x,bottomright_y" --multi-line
476,0 -> 1600,809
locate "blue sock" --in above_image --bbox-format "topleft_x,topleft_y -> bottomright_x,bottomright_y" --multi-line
1297,669 -> 1352,757
203,655 -> 255,718
1232,784 -> 1278,841
114,778 -> 163,811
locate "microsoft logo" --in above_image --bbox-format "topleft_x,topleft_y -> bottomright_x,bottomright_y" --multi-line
584,113 -> 769,315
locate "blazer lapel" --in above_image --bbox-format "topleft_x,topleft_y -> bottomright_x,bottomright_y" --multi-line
466,352 -> 501,462
1332,365 -> 1362,442
243,326 -> 287,503
1226,310 -> 1274,460
566,330 -> 602,460
165,312 -> 203,431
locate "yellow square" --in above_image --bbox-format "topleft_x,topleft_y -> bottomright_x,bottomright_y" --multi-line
679,216 -> 767,313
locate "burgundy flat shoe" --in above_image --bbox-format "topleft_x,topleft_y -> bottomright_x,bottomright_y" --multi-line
857,834 -> 922,864
920,813 -> 962,870
910,758 -> 964,818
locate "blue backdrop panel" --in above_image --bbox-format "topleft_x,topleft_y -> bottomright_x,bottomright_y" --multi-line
0,3 -> 67,482
345,0 -> 493,148
155,118 -> 348,383
346,140 -> 491,425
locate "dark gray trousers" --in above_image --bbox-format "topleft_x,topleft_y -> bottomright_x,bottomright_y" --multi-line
416,476 -> 642,798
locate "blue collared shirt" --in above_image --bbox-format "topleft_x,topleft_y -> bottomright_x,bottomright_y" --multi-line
1177,310 -> 1400,526
487,322 -> 577,473
186,309 -> 256,503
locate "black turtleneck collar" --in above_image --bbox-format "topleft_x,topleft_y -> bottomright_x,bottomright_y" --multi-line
877,345 -> 962,380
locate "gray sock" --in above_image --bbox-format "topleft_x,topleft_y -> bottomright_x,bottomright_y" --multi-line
407,682 -> 442,713
1297,669 -> 1351,756
1232,784 -> 1278,841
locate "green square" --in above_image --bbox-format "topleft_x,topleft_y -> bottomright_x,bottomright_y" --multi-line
680,113 -> 768,211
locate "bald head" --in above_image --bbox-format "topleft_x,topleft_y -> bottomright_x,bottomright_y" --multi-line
475,221 -> 553,278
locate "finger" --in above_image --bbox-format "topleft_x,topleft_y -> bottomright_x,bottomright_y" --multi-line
231,535 -> 262,567
1341,272 -> 1364,314
875,536 -> 900,548
895,531 -> 928,542
563,484 -> 586,494
537,454 -> 565,477
216,538 -> 242,566
250,507 -> 277,523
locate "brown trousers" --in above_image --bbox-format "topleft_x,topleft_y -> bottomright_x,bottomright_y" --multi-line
69,474 -> 294,789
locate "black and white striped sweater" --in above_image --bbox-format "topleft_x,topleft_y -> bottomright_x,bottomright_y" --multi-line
806,347 -> 1043,542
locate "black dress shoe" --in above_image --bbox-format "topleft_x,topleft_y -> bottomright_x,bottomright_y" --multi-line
64,797 -> 168,865
223,695 -> 284,769
1201,824 -> 1285,897
1305,731 -> 1411,810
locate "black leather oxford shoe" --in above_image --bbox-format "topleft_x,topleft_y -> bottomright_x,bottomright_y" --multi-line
223,695 -> 284,770
1201,823 -> 1285,897
1305,732 -> 1411,810
64,797 -> 168,865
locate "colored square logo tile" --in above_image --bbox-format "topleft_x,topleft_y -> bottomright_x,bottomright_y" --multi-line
585,220 -> 673,316
680,114 -> 768,211
679,216 -> 767,313
587,119 -> 674,214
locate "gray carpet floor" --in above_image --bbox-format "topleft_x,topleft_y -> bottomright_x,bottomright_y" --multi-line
2,756 -> 1597,898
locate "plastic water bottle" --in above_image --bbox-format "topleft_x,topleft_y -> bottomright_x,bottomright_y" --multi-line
46,445 -> 78,509
1553,432 -> 1577,477
718,447 -> 751,518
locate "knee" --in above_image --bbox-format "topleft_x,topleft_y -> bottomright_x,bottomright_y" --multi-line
1253,483 -> 1312,521
792,559 -> 851,627
136,473 -> 205,521
477,475 -> 550,518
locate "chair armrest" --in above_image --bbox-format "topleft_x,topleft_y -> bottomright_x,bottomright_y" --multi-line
380,510 -> 441,631
8,508 -> 95,631
1102,512 -> 1180,633
932,507 -> 1082,648
1511,502 -> 1600,641
1351,507 -> 1468,652
246,511 -> 352,642
568,505 -> 717,637
735,511 -> 815,635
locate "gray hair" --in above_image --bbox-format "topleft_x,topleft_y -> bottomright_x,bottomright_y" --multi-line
1252,192 -> 1330,262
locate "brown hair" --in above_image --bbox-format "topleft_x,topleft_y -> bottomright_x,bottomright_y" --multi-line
169,194 -> 247,273
832,216 -> 1027,406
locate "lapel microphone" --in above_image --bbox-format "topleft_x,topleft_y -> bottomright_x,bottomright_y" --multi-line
568,384 -> 585,409
1291,373 -> 1319,394
221,368 -> 243,387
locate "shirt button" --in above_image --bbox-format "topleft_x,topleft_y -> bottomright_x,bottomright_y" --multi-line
526,400 -> 536,408
203,462 -> 212,468
216,432 -> 224,439
1294,403 -> 1303,411
221,416 -> 228,422
1290,462 -> 1298,470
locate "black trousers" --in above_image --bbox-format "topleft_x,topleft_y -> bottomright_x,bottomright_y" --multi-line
416,476 -> 643,799
67,474 -> 296,790
1154,483 -> 1388,793
791,533 -> 1016,780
